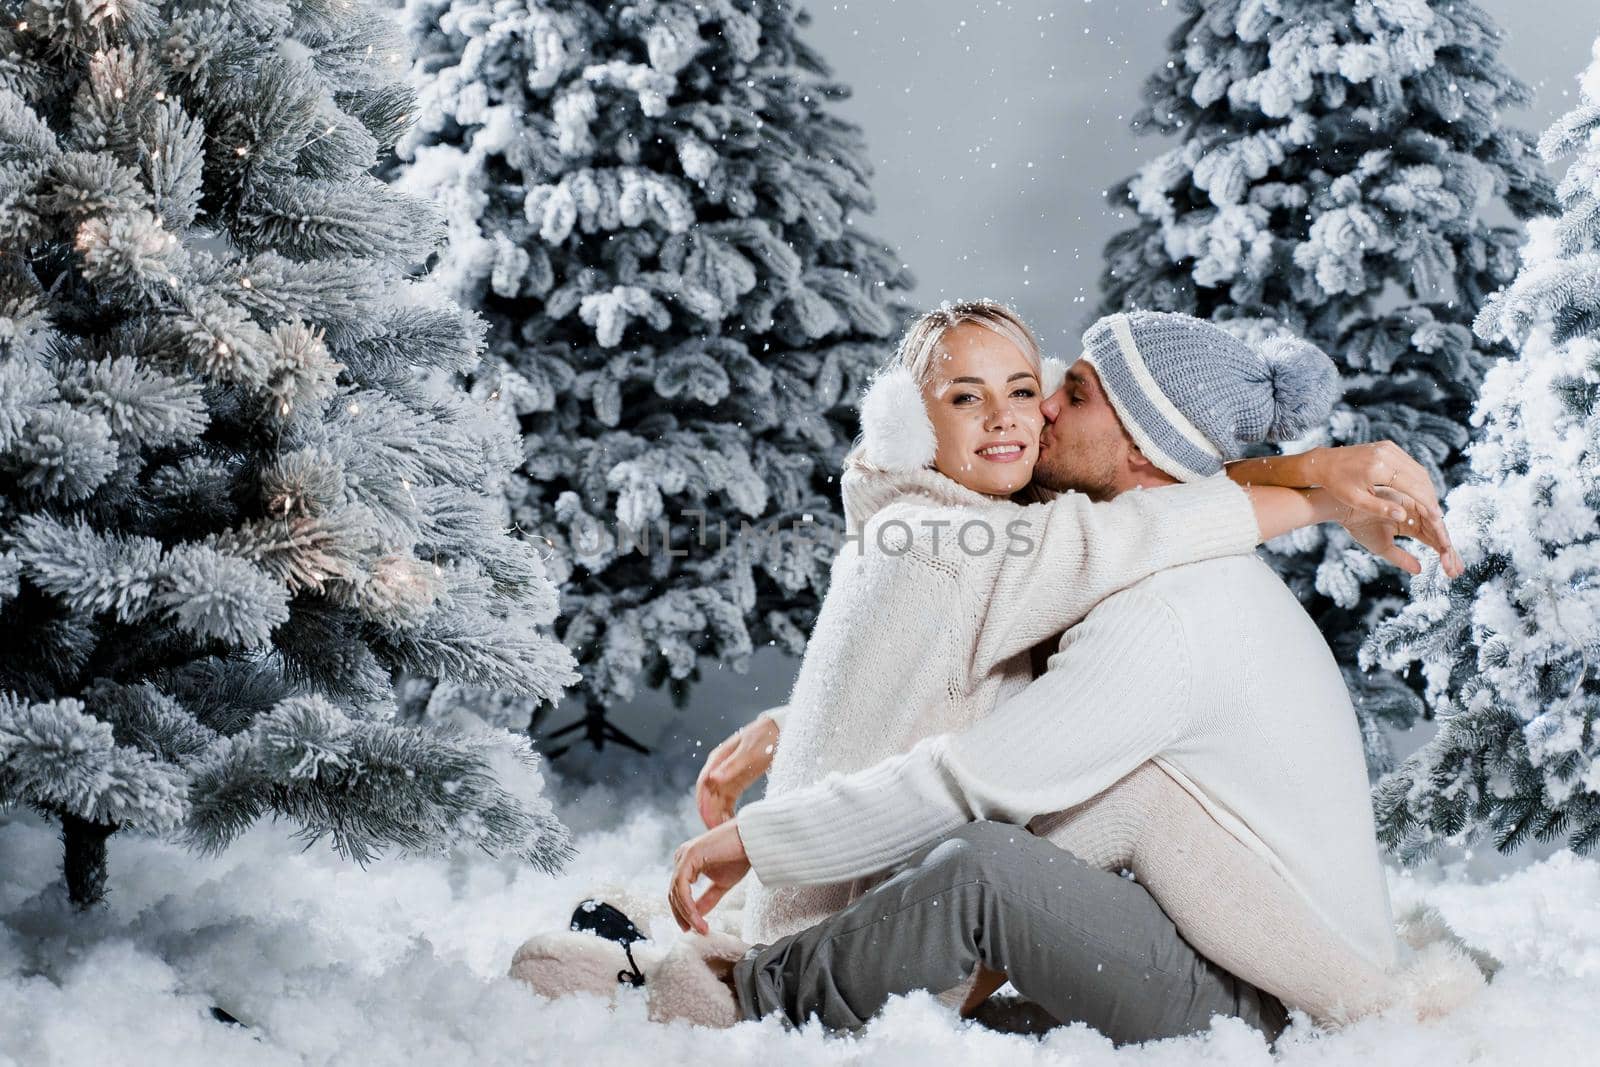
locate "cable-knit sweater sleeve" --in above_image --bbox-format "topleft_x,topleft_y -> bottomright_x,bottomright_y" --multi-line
969,476 -> 1258,678
738,590 -> 1190,887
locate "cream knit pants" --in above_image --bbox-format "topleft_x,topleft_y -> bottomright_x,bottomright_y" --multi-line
1026,762 -> 1396,1023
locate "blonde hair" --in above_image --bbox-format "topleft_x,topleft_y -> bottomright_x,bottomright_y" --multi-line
892,298 -> 1044,390
848,299 -> 1046,473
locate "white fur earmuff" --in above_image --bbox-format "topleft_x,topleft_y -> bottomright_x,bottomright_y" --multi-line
859,366 -> 937,473
1040,355 -> 1068,397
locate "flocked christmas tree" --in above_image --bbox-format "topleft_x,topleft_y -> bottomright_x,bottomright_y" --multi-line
0,0 -> 578,907
1099,0 -> 1556,770
1362,40 -> 1600,861
394,0 -> 914,753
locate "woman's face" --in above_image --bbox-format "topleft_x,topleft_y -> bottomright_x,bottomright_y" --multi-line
921,322 -> 1044,497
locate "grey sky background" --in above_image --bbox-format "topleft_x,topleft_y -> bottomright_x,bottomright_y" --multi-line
810,0 -> 1595,352
559,4 -> 1592,874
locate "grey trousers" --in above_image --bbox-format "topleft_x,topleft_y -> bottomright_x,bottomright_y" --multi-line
731,821 -> 1290,1046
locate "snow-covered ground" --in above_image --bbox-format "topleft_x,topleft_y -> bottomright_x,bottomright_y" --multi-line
3,770 -> 1596,1067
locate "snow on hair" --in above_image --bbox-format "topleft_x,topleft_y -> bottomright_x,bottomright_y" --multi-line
894,299 -> 1045,389
849,299 -> 1046,473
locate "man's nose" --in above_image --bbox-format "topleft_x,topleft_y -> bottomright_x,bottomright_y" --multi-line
1040,388 -> 1064,424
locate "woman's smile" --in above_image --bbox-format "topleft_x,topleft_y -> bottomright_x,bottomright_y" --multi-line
975,440 -> 1028,462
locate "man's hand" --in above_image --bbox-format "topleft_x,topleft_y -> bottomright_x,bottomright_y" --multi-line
695,714 -> 780,829
669,819 -> 752,934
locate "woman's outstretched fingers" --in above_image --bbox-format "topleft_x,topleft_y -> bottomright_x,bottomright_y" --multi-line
1383,542 -> 1423,575
1419,506 -> 1460,577
1375,486 -> 1459,576
693,882 -> 730,920
669,844 -> 700,933
1378,441 -> 1440,515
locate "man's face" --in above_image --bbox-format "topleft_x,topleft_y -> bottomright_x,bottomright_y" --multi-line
1034,360 -> 1137,500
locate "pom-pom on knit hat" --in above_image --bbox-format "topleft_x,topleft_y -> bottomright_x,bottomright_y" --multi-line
1080,311 -> 1338,483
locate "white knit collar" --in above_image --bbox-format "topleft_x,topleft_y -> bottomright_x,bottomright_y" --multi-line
840,464 -> 1009,530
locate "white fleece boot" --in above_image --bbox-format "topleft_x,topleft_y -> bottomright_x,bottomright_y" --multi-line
509,926 -> 749,1029
1394,940 -> 1488,1022
642,930 -> 749,1028
508,928 -> 666,1002
1391,903 -> 1497,1022
567,883 -> 672,931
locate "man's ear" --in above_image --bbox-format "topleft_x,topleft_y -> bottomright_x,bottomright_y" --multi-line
1122,440 -> 1182,488
1123,439 -> 1161,478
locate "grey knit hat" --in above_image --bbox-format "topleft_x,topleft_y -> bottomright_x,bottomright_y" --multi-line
1080,311 -> 1338,482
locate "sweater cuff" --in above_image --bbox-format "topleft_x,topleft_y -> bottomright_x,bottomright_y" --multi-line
1163,475 -> 1261,557
736,795 -> 812,887
735,750 -> 963,887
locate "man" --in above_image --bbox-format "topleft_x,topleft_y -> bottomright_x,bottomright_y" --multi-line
663,311 -> 1459,1043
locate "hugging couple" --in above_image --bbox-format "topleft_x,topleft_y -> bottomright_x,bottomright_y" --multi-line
511,302 -> 1490,1045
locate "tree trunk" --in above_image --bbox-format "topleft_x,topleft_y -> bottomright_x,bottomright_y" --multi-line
61,814 -> 117,910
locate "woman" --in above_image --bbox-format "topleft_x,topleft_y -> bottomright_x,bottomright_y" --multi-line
691,300 -> 1461,1025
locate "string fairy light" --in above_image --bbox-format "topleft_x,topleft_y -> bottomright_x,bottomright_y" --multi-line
299,123 -> 341,151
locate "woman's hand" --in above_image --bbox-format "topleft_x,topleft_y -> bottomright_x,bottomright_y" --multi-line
695,713 -> 781,830
1230,440 -> 1464,576
669,820 -> 752,934
1307,441 -> 1443,534
1322,485 -> 1464,578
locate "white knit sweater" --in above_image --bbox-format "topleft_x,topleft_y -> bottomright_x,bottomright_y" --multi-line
738,553 -> 1405,996
740,465 -> 1262,946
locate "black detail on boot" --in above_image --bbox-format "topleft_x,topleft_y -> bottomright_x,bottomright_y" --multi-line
570,899 -> 649,987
